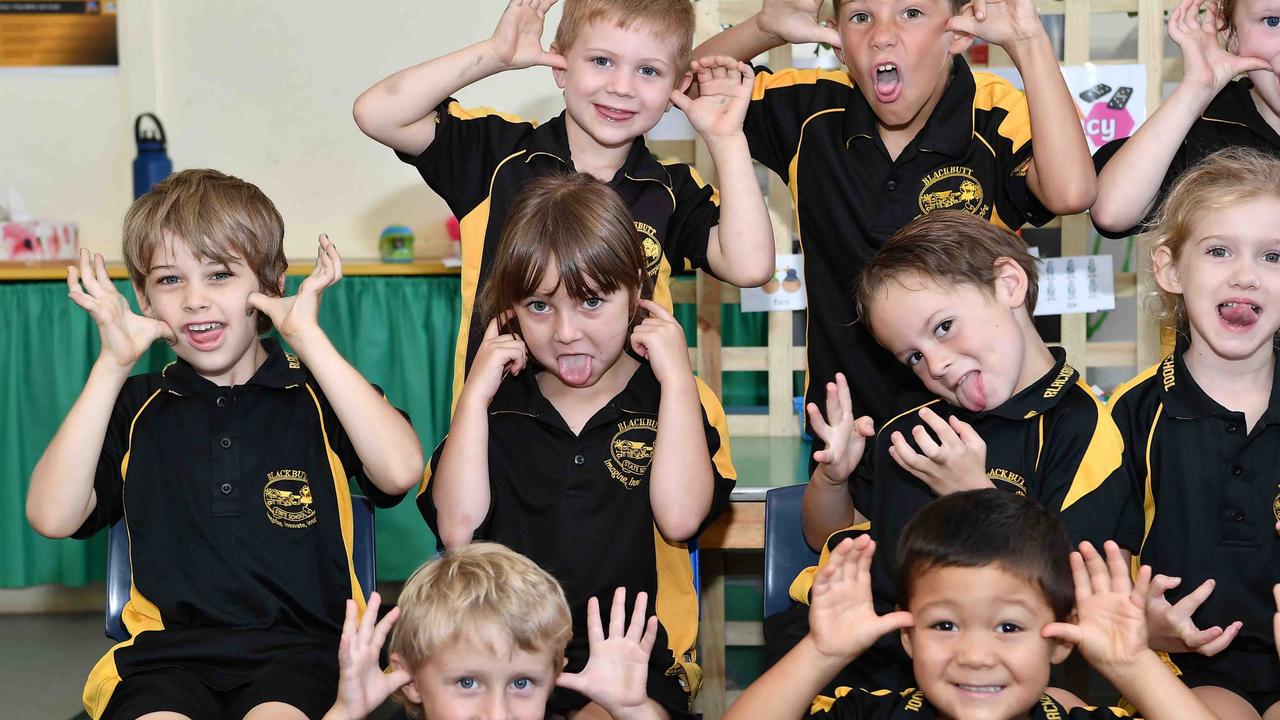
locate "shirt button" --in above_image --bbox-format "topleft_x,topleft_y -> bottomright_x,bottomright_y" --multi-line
1231,465 -> 1244,476
220,482 -> 233,495
1229,509 -> 1245,523
1226,422 -> 1239,433
886,180 -> 897,191
220,437 -> 232,449
216,396 -> 229,408
573,454 -> 586,466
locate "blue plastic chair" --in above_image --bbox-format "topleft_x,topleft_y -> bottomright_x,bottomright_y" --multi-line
763,484 -> 819,618
106,495 -> 377,642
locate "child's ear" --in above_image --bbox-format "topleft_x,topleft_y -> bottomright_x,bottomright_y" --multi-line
947,25 -> 975,55
992,257 -> 1030,309
274,272 -> 286,297
551,43 -> 568,88
1048,614 -> 1076,665
1152,245 -> 1183,295
391,653 -> 422,704
829,18 -> 849,67
669,70 -> 694,110
899,626 -> 915,658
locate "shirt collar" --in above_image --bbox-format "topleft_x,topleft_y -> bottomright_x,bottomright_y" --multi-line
160,338 -> 306,395
1158,331 -> 1280,424
984,346 -> 1078,421
843,54 -> 975,157
1202,78 -> 1280,146
488,358 -> 661,429
526,112 -> 671,186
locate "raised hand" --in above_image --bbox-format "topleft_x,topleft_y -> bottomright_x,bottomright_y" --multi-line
489,0 -> 567,71
326,593 -> 411,720
808,536 -> 914,662
807,373 -> 875,486
1043,541 -> 1151,673
946,0 -> 1047,53
248,234 -> 340,344
556,588 -> 659,720
1144,574 -> 1241,655
629,299 -> 693,386
462,317 -> 529,407
671,57 -> 755,142
1169,0 -> 1269,94
758,0 -> 842,47
67,248 -> 176,369
888,407 -> 988,495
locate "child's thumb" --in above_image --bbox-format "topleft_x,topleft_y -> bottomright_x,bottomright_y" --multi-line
946,14 -> 978,36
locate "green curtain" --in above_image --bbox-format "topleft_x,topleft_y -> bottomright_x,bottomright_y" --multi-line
2,275 -> 774,587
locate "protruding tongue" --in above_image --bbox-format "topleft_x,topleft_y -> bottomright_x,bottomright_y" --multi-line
558,354 -> 593,386
1220,302 -> 1259,327
955,371 -> 987,412
875,68 -> 901,102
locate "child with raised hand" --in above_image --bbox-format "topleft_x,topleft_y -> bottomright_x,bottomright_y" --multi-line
354,0 -> 774,403
418,173 -> 735,720
1092,0 -> 1278,236
26,169 -> 423,720
1108,146 -> 1280,719
728,490 -> 1218,720
322,544 -> 667,720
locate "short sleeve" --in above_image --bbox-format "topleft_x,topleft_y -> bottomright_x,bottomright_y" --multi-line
71,381 -> 146,539
982,83 -> 1053,228
810,687 -> 920,719
695,377 -> 737,534
319,381 -> 411,509
663,162 -> 719,274
743,66 -> 817,180
1035,397 -> 1138,551
396,98 -> 534,219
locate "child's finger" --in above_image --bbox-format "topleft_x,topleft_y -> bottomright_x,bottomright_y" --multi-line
627,591 -> 649,641
806,402 -> 833,440
1077,542 -> 1110,596
1103,541 -> 1131,595
1067,550 -> 1092,600
636,298 -> 676,323
325,234 -> 344,283
855,416 -> 875,438
585,595 -> 605,644
371,605 -> 402,652
1198,620 -> 1241,656
949,416 -> 983,448
888,438 -> 928,475
339,598 -> 358,653
971,0 -> 988,21
609,587 -> 627,638
1148,574 -> 1181,600
640,615 -> 659,653
78,250 -> 104,297
1171,578 -> 1216,615
910,424 -> 944,459
945,14 -> 978,38
1041,621 -> 1082,645
1130,564 -> 1152,605
834,373 -> 853,417
483,317 -> 502,341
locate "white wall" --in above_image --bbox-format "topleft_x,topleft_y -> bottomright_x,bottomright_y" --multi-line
2,0 -> 567,261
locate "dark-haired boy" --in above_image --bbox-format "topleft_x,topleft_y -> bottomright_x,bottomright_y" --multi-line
693,0 -> 1096,429
727,490 -> 1217,720
798,211 -> 1136,689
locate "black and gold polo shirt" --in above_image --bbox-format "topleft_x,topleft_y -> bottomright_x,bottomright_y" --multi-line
399,101 -> 720,403
417,361 -> 736,698
74,339 -> 407,717
743,54 -> 1052,428
793,348 -> 1136,690
1109,335 -> 1280,691
809,688 -> 1132,719
1092,78 -> 1280,239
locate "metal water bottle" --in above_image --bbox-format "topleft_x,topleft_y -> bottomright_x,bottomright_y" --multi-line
133,113 -> 172,199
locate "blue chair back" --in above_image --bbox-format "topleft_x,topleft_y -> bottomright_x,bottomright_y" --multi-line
763,484 -> 819,618
106,495 -> 377,642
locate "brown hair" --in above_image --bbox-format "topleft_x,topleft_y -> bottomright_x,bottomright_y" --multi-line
856,210 -> 1040,321
554,0 -> 696,74
389,543 -> 573,718
481,173 -> 649,332
1149,146 -> 1280,329
898,489 -> 1074,621
122,168 -> 287,334
833,0 -> 964,19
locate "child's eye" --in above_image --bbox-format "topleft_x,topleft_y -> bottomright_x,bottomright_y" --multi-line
591,56 -> 612,68
1265,15 -> 1280,26
511,677 -> 532,690
210,271 -> 232,282
639,65 -> 660,78
933,319 -> 953,338
1264,251 -> 1280,263
930,621 -> 957,631
996,622 -> 1023,633
457,677 -> 477,690
904,7 -> 923,18
1207,246 -> 1229,258
906,351 -> 923,368
155,275 -> 180,286
528,300 -> 551,314
583,297 -> 603,309
850,11 -> 871,23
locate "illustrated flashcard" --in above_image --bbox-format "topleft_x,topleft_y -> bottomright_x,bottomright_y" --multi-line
984,64 -> 1147,151
1033,255 -> 1115,316
741,255 -> 807,312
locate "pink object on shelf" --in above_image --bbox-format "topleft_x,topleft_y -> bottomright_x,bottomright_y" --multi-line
2,221 -> 78,261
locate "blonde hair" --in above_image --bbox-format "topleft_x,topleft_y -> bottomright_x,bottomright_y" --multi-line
122,169 -> 287,334
389,543 -> 573,718
856,210 -> 1040,321
554,0 -> 696,75
1149,147 -> 1280,329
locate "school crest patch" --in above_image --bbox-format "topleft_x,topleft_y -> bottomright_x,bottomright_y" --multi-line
635,221 -> 663,278
919,166 -> 989,217
988,467 -> 1027,496
606,418 -> 658,489
263,469 -> 317,529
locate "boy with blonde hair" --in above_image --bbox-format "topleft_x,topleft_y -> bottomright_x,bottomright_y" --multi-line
26,169 -> 424,720
354,0 -> 775,401
322,543 -> 667,720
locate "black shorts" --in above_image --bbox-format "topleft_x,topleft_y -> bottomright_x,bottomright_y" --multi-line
100,646 -> 338,720
549,664 -> 696,720
1176,655 -> 1280,716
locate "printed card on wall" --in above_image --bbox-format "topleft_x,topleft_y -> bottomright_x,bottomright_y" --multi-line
1033,255 -> 1116,316
984,64 -> 1147,150
740,255 -> 807,312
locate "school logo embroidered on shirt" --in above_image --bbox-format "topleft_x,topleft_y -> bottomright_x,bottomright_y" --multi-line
918,166 -> 989,217
1272,485 -> 1280,523
634,221 -> 663,278
988,468 -> 1027,496
606,418 -> 658,489
263,469 -> 317,529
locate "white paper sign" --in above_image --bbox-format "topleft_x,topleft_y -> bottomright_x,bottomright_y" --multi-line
983,64 -> 1148,150
1033,255 -> 1115,316
740,255 -> 807,312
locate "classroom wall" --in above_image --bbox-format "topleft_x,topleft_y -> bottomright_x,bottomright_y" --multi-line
1,0 -> 567,262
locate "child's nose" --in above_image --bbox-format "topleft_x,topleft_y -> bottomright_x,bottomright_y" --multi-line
608,71 -> 636,97
1230,259 -> 1261,288
871,20 -> 899,49
554,312 -> 581,342
481,690 -> 512,720
923,348 -> 952,380
182,283 -> 210,311
955,637 -> 998,667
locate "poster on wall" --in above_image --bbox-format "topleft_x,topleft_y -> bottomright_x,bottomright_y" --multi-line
0,1 -> 118,68
985,64 -> 1148,149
